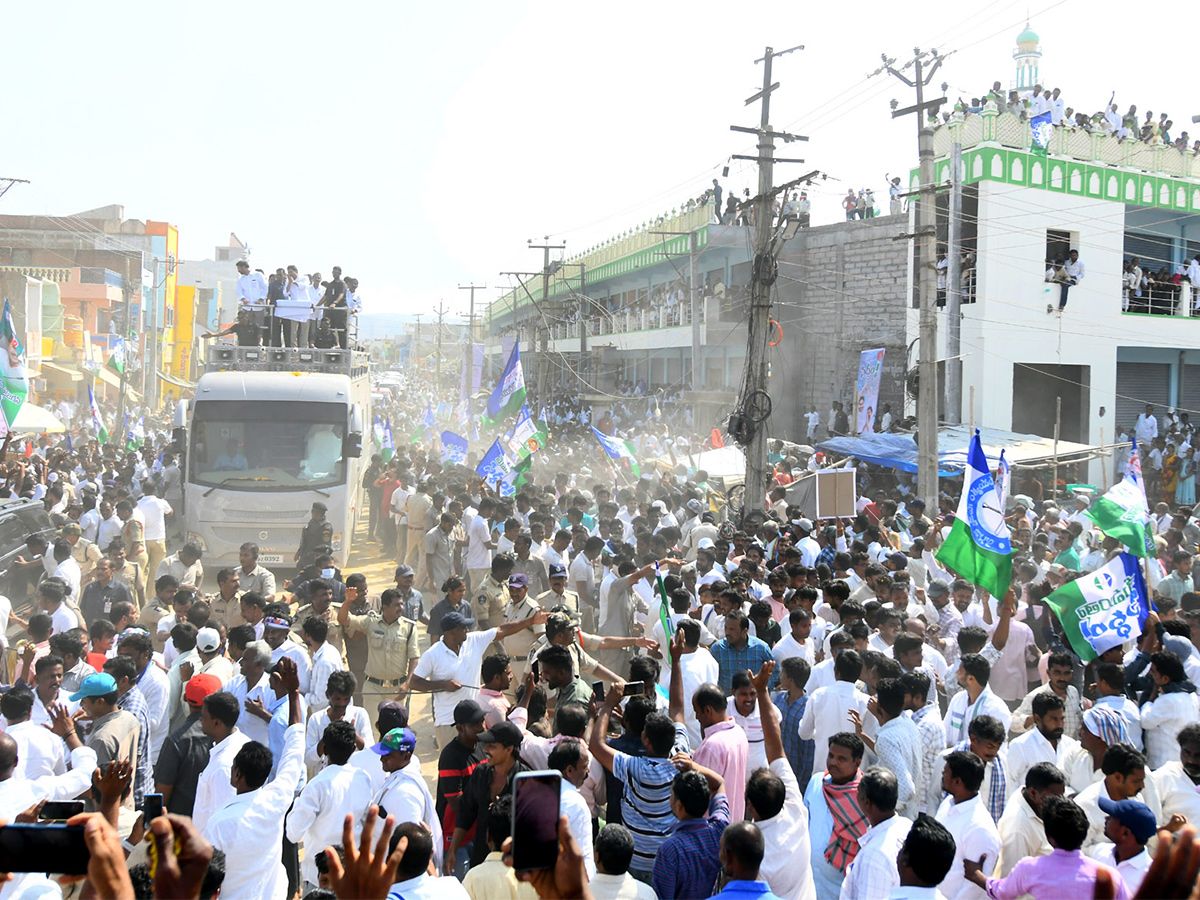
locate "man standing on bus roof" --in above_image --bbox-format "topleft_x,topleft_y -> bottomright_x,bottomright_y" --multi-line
296,503 -> 334,570
235,259 -> 268,330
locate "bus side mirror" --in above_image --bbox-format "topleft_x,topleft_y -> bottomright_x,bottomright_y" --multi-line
346,404 -> 363,458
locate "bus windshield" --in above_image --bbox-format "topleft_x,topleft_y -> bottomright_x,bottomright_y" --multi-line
189,400 -> 346,491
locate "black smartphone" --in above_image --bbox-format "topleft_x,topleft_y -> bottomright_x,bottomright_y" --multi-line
39,800 -> 84,821
592,680 -> 605,702
511,770 -> 561,873
531,660 -> 540,682
0,824 -> 90,874
143,792 -> 163,824
622,681 -> 647,697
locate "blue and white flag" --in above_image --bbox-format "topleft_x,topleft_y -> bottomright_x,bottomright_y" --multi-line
373,415 -> 385,447
441,431 -> 469,465
1030,110 -> 1053,154
382,422 -> 394,461
424,404 -> 436,430
935,429 -> 1012,600
590,426 -> 640,477
483,342 -> 526,427
997,449 -> 1010,510
476,439 -> 512,486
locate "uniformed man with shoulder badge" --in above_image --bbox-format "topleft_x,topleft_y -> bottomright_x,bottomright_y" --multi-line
501,573 -> 542,684
473,553 -> 515,631
533,563 -> 581,622
295,502 -> 334,570
60,523 -> 102,582
338,584 -> 420,727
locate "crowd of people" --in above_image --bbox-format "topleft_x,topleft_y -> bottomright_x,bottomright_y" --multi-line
10,362 -> 1200,900
950,83 -> 1200,154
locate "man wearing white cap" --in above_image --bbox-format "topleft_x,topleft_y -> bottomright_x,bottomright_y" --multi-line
795,519 -> 820,567
190,626 -> 235,688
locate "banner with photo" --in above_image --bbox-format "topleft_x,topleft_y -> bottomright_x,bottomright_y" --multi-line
855,348 -> 885,434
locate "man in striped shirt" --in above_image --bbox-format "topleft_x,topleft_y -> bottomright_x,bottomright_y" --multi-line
591,632 -> 693,881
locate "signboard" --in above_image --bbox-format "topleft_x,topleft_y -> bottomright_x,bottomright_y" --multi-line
855,348 -> 885,434
814,468 -> 858,519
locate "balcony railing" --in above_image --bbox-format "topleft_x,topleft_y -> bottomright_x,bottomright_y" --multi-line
1122,281 -> 1197,317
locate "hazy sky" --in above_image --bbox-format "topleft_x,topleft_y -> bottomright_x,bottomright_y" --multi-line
5,0 -> 1195,324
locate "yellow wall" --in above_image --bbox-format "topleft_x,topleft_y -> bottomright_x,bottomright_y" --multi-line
164,284 -> 196,400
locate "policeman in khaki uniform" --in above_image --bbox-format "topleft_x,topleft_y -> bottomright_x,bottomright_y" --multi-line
338,584 -> 420,729
473,553 -> 515,630
60,523 -> 102,581
291,577 -> 344,656
533,563 -> 581,622
206,568 -> 245,629
501,573 -> 543,685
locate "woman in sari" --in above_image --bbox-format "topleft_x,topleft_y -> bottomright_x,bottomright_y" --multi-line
1161,442 -> 1181,504
1177,446 -> 1197,506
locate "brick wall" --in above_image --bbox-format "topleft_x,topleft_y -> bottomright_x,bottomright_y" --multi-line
767,213 -> 908,443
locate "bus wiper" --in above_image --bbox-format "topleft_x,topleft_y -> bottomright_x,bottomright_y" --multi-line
203,476 -> 274,497
308,487 -> 331,498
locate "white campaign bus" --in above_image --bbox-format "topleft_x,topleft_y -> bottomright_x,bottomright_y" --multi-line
175,346 -> 371,571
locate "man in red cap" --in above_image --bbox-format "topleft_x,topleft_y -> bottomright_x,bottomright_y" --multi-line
154,672 -> 222,817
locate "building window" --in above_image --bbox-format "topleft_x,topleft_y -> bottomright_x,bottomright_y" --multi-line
1045,229 -> 1072,273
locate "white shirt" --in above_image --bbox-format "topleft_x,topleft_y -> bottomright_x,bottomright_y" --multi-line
137,661 -> 172,767
136,496 -> 172,542
228,672 -> 274,745
1135,413 -> 1159,444
384,874 -> 469,900
48,603 -> 80,636
995,786 -> 1051,876
412,629 -> 499,725
1152,760 -> 1200,826
205,723 -> 305,900
1005,728 -> 1081,798
562,781 -> 597,879
570,552 -> 597,602
799,680 -> 874,762
270,640 -> 311,696
875,716 -> 924,820
840,814 -> 912,900
306,642 -> 344,713
728,695 -> 782,774
285,761 -> 373,887
659,647 -> 719,747
465,515 -> 493,570
1141,690 -> 1200,768
590,872 -> 658,900
772,632 -> 814,666
237,271 -> 269,305
191,728 -> 252,831
935,794 -> 1000,900
1074,778 -> 1163,856
944,687 -> 1012,746
759,756 -> 817,900
7,720 -> 66,780
374,763 -> 443,868
97,514 -> 123,552
304,704 -> 373,773
1090,843 -> 1150,894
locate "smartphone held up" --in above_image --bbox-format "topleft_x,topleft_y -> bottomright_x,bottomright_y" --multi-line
511,770 -> 562,873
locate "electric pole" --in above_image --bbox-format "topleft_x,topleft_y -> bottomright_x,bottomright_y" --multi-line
414,314 -> 422,371
733,43 -> 806,524
528,238 -> 566,408
433,301 -> 448,389
458,283 -> 485,345
883,48 -> 948,511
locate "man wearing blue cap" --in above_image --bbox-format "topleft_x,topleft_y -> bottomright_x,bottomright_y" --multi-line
371,726 -> 443,871
75,672 -> 138,802
1092,796 -> 1155,893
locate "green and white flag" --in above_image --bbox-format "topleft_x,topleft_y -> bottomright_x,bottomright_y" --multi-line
590,426 -> 640,478
1044,552 -> 1149,662
1086,438 -> 1157,558
0,299 -> 28,437
510,405 -> 548,459
105,336 -> 126,375
655,562 -> 672,667
935,429 -> 1012,600
89,385 -> 109,445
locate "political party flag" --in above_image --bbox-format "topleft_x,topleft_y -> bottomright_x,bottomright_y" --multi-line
483,342 -> 526,427
590,426 -> 640,478
1044,552 -> 1149,662
372,415 -> 385,447
64,433 -> 72,454
655,562 -> 672,667
88,386 -> 109,445
476,439 -> 511,487
382,423 -> 394,462
1086,437 -> 1156,558
511,406 -> 547,459
0,299 -> 28,435
997,449 -> 1011,510
441,431 -> 469,465
424,404 -> 436,431
935,429 -> 1012,600
499,454 -> 530,497
105,336 -> 126,375
1030,110 -> 1053,155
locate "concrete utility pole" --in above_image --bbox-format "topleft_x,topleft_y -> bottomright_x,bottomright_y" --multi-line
946,142 -> 963,425
433,301 -> 448,388
528,239 -> 566,407
883,47 -> 948,511
733,44 -> 806,524
458,283 -> 485,345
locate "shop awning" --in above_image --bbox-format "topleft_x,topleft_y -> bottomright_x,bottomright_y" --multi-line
12,404 -> 66,434
157,370 -> 196,390
39,362 -> 84,382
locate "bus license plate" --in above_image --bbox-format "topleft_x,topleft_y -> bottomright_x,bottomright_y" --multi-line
258,554 -> 284,564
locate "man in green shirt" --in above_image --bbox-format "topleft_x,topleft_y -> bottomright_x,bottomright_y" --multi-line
1052,531 -> 1081,571
537,643 -> 596,711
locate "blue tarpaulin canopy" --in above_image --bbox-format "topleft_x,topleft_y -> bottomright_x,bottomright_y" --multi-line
816,426 -> 1105,476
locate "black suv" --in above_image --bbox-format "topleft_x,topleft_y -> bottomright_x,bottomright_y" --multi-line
0,498 -> 57,613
